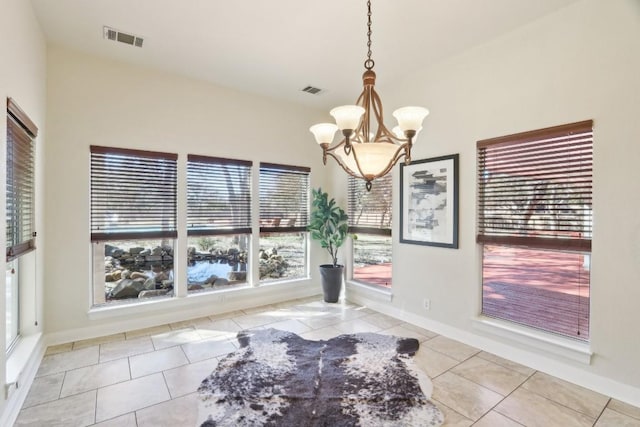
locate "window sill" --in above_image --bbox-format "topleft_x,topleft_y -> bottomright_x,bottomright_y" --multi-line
88,279 -> 315,321
471,315 -> 592,365
346,280 -> 393,302
6,333 -> 43,398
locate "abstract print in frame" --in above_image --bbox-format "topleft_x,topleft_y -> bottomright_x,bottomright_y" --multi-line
400,154 -> 459,248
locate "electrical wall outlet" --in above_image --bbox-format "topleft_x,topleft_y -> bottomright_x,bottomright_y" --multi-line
423,298 -> 431,310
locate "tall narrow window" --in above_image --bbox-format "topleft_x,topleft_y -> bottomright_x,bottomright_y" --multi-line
348,174 -> 392,288
187,155 -> 252,292
477,120 -> 593,340
90,146 -> 177,305
6,98 -> 37,352
259,163 -> 310,282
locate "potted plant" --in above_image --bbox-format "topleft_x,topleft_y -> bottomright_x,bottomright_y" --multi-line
308,187 -> 349,303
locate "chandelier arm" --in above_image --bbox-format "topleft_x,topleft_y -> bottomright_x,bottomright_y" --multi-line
323,150 -> 365,179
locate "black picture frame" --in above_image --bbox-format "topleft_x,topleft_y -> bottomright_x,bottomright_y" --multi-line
399,154 -> 459,248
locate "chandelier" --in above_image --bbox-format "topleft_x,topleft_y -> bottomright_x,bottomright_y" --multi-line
310,0 -> 429,191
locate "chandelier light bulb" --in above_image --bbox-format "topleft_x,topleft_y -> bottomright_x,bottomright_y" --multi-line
392,106 -> 430,132
309,123 -> 339,145
330,105 -> 365,131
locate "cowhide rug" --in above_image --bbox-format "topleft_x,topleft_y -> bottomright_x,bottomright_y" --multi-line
197,328 -> 444,426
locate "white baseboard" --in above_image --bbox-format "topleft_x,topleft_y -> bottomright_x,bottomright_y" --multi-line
346,291 -> 640,408
48,282 -> 321,346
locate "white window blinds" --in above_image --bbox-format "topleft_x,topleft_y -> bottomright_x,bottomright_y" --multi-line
477,120 -> 593,252
348,174 -> 392,236
259,163 -> 310,232
6,98 -> 37,261
90,146 -> 178,241
187,154 -> 252,236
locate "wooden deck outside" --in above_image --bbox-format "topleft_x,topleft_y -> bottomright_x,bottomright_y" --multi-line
482,245 -> 590,340
354,246 -> 590,340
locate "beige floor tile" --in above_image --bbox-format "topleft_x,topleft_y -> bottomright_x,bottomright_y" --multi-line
163,357 -> 219,398
359,312 -> 403,329
151,328 -> 202,350
95,373 -> 170,422
61,358 -> 130,398
332,318 -> 384,334
181,336 -> 237,363
381,324 -> 435,342
241,304 -> 278,314
423,336 -> 480,362
231,312 -> 279,329
197,317 -> 242,333
92,412 -> 137,426
15,390 -> 96,426
22,372 -> 64,408
431,399 -> 473,427
73,333 -> 126,350
495,387 -> 594,427
300,325 -> 343,341
169,316 -> 213,330
136,392 -> 200,427
474,410 -> 524,426
522,371 -> 609,418
476,351 -> 536,376
399,322 -> 438,339
451,356 -> 529,396
298,313 -> 343,330
37,345 -> 100,377
100,336 -> 154,363
267,318 -> 313,334
595,408 -> 640,426
413,347 -> 460,378
44,342 -> 73,356
125,324 -> 172,340
431,371 -> 502,421
608,399 -> 640,420
129,346 -> 189,378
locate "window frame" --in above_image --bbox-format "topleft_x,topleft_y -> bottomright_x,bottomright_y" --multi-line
258,162 -> 310,283
476,120 -> 593,341
348,174 -> 393,288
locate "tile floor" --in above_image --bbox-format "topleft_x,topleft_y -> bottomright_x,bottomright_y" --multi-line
14,297 -> 640,426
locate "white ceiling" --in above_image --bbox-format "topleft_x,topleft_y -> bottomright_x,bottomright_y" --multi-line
30,0 -> 579,110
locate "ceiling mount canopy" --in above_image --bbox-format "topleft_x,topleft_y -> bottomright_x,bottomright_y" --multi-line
310,0 -> 429,191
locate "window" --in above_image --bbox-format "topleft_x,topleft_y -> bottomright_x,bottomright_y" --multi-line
477,120 -> 593,340
187,155 -> 252,292
348,174 -> 392,288
259,163 -> 309,282
6,98 -> 38,352
90,146 -> 177,305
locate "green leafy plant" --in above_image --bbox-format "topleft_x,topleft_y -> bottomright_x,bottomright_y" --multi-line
308,187 -> 349,267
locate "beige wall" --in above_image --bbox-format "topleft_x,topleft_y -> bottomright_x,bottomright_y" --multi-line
43,46 -> 332,338
0,0 -> 47,421
349,0 -> 640,404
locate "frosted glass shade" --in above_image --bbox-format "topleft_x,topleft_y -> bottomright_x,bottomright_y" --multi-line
335,148 -> 363,178
392,106 -> 429,132
351,142 -> 400,179
310,123 -> 339,145
330,105 -> 365,130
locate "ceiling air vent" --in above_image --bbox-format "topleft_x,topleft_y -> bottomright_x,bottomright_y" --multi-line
302,86 -> 323,95
103,26 -> 144,48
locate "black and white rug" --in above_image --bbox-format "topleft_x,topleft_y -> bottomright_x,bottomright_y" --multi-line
197,328 -> 444,426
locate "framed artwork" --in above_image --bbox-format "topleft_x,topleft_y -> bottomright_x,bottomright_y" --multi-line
400,154 -> 459,248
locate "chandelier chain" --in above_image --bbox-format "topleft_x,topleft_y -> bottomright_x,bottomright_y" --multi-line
365,0 -> 374,70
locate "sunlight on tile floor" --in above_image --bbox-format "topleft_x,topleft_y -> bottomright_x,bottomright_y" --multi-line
15,297 -> 640,426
